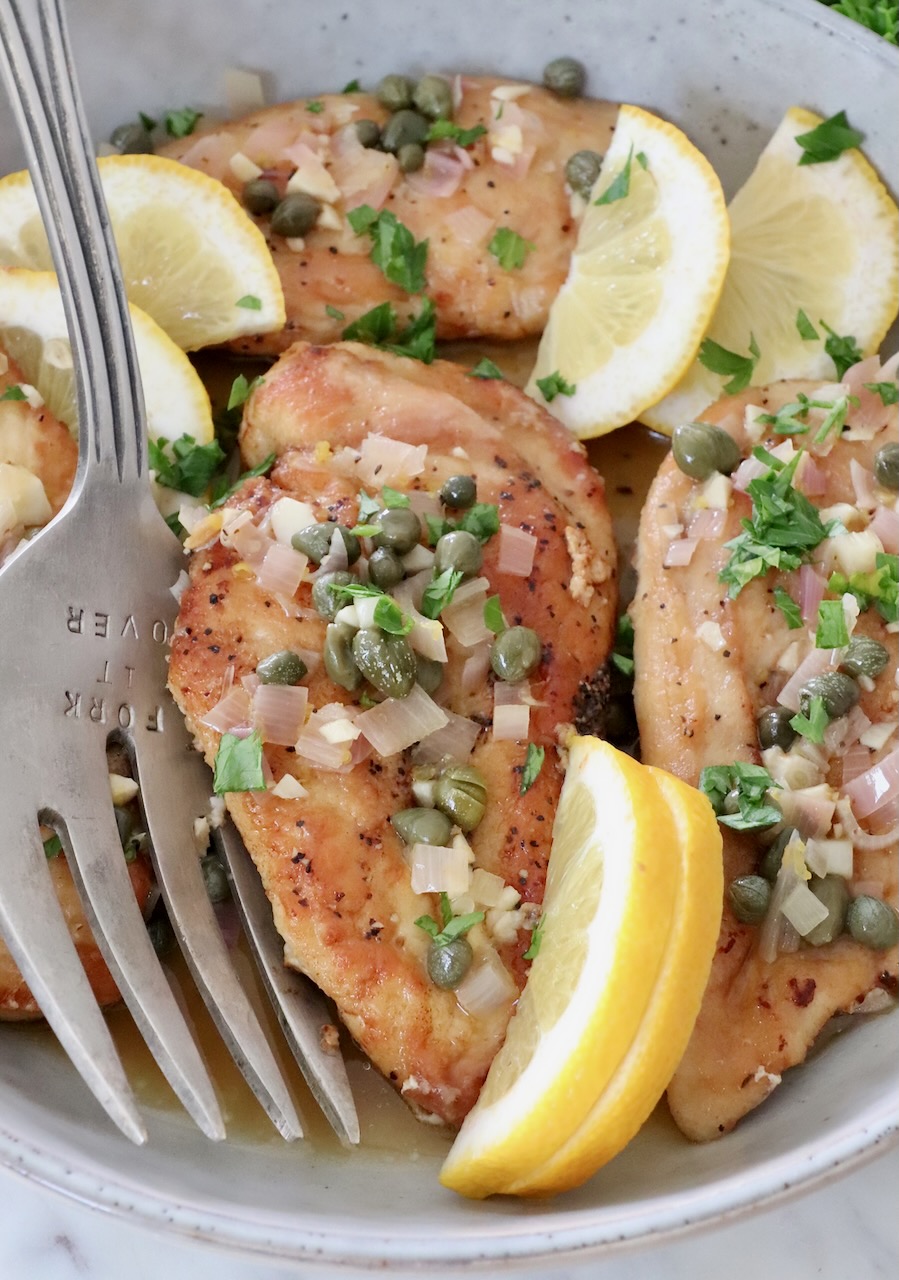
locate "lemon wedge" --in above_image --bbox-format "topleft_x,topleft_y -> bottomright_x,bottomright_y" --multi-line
642,106 -> 899,433
439,737 -> 722,1199
526,105 -> 729,439
0,155 -> 285,350
0,268 -> 214,445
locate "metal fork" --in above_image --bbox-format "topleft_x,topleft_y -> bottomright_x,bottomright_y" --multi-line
0,0 -> 357,1146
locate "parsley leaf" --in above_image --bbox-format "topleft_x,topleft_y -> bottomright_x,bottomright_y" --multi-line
829,554 -> 898,621
347,206 -> 428,293
863,380 -> 899,405
342,298 -> 437,363
520,743 -> 545,795
343,300 -> 396,344
328,582 -> 385,601
420,567 -> 464,619
138,111 -> 157,132
796,309 -> 819,340
795,109 -> 864,165
790,695 -> 830,744
488,226 -> 535,270
325,304 -> 346,322
523,916 -> 545,960
820,321 -> 863,378
306,100 -> 324,114
227,373 -> 264,412
535,370 -> 576,402
611,613 -> 636,676
0,384 -> 26,401
415,896 -> 485,947
773,585 -> 803,629
381,485 -> 410,509
342,78 -> 361,93
235,293 -> 261,310
815,598 -> 850,648
458,502 -> 500,542
426,120 -> 487,147
149,433 -> 226,496
635,150 -> 649,170
698,334 -> 761,395
468,357 -> 505,380
213,731 -> 266,794
43,833 -> 62,859
594,144 -> 634,205
357,490 -> 382,521
373,596 -> 414,635
698,762 -> 782,830
875,552 -> 899,622
164,107 -> 202,138
820,1 -> 898,41
209,453 -> 276,507
484,594 -> 506,634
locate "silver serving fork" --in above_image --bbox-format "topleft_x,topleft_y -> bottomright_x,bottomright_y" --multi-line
0,0 -> 357,1146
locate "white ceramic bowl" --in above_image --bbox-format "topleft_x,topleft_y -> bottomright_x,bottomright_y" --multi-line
0,0 -> 897,1269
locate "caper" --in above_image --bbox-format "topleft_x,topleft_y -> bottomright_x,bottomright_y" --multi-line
323,622 -> 362,691
805,875 -> 850,947
426,937 -> 473,989
114,806 -> 134,847
109,121 -> 154,154
757,705 -> 797,752
200,852 -> 231,905
840,635 -> 889,680
490,625 -> 542,683
380,108 -> 429,155
722,787 -> 742,816
434,764 -> 488,832
434,529 -> 482,578
352,629 -> 417,699
415,653 -> 444,695
727,875 -> 771,925
368,546 -> 406,590
390,807 -> 453,846
439,474 -> 477,509
292,522 -> 360,565
671,421 -> 742,480
542,56 -> 587,98
565,149 -> 603,199
147,911 -> 174,956
354,118 -> 383,149
873,441 -> 899,491
256,649 -> 308,685
376,73 -> 415,112
845,895 -> 899,950
311,569 -> 356,621
758,828 -> 793,882
412,74 -> 453,121
798,671 -> 860,721
398,142 -> 425,173
373,507 -> 422,556
270,191 -> 321,238
242,177 -> 280,215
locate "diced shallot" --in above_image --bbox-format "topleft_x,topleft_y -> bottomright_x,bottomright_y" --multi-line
357,434 -> 427,488
201,686 -> 251,734
849,459 -> 878,510
256,542 -> 308,596
270,773 -> 308,801
492,700 -> 530,742
663,537 -> 698,568
405,147 -> 465,199
795,456 -> 828,497
733,454 -> 769,492
455,947 -> 517,1017
442,577 -> 491,647
497,525 -> 537,577
804,837 -> 853,879
312,525 -> 350,577
777,646 -> 840,710
406,489 -> 442,520
776,784 -> 836,839
841,739 -> 876,784
252,684 -> 308,747
444,204 -> 494,247
798,564 -> 827,624
824,704 -> 871,756
409,843 -> 470,896
414,712 -> 482,764
781,880 -> 830,937
687,508 -> 725,540
461,641 -> 491,693
869,504 -> 899,554
842,747 -> 899,819
356,684 -> 448,756
226,517 -> 269,565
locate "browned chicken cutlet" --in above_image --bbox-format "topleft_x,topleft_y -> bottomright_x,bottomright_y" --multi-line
159,78 -> 617,356
167,341 -> 617,1125
633,377 -> 898,1143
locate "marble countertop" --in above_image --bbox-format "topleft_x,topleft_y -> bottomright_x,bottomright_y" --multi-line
1,1139 -> 896,1279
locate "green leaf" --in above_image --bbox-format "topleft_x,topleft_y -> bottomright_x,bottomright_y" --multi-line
164,107 -> 203,138
813,394 -> 856,444
790,695 -> 830,744
773,585 -> 803,629
458,502 -> 500,543
373,596 -> 414,635
815,598 -> 850,648
420,567 -> 464,619
484,594 -> 506,634
213,731 -> 266,794
325,304 -> 346,322
164,511 -> 183,536
468,357 -> 505,380
306,100 -> 325,114
328,581 -> 385,600
488,226 -> 535,271
235,293 -> 262,310
0,384 -> 26,401
796,308 -> 819,340
357,490 -> 382,521
863,380 -> 899,405
43,834 -> 62,859
414,913 -> 439,939
635,150 -> 649,170
828,556 -> 898,621
698,762 -> 782,831
349,522 -> 382,537
610,612 -> 635,675
820,321 -> 863,379
698,334 -> 761,395
425,514 -> 454,546
535,370 -> 576,402
342,300 -> 397,345
148,433 -> 226,497
138,111 -> 158,132
209,452 -> 276,507
594,144 -> 634,205
415,901 -> 485,947
342,78 -> 362,93
348,207 -> 429,293
523,916 -> 545,960
823,1 -> 898,42
795,109 -> 864,165
387,298 -> 437,363
381,485 -> 410,508
520,743 -> 545,795
426,120 -> 487,147
226,373 -> 264,412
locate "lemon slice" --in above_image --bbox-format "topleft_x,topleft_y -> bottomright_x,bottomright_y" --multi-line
0,155 -> 285,350
526,105 -> 729,439
439,737 -> 722,1199
642,106 -> 899,433
0,268 -> 214,445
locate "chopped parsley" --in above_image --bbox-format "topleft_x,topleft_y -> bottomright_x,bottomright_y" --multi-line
0,384 -> 26,401
373,596 -> 414,635
415,893 -> 484,947
819,1 -> 897,42
468,357 -> 505,380
138,111 -> 158,132
520,743 -> 545,795
426,120 -> 487,147
535,370 -> 576,403
420,567 -> 464,619
325,304 -> 346,322
328,581 -> 385,601
610,614 -> 635,677
790,695 -> 830,744
342,78 -> 361,93
755,391 -> 856,441
227,373 -> 264,412
773,585 -> 803,629
235,293 -> 261,310
523,915 -> 545,960
164,107 -> 203,138
148,433 -> 226,497
306,100 -> 325,114
342,298 -> 437,363
213,731 -> 266,794
821,321 -> 863,378
487,226 -> 535,271
594,144 -> 635,205
796,309 -> 819,341
428,502 -> 500,547
795,109 -> 864,165
863,380 -> 898,405
636,150 -> 649,170
381,485 -> 410,509
209,453 -> 276,507
43,834 -> 62,859
815,598 -> 850,648
484,594 -> 506,634
698,334 -> 761,395
347,206 -> 429,294
830,553 -> 897,622
357,490 -> 382,521
698,762 -> 782,830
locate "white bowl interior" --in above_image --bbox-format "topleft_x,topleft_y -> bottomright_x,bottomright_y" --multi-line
0,0 -> 897,1267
